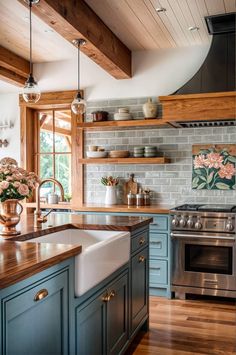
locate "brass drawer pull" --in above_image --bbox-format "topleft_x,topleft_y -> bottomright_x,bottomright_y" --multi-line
34,289 -> 49,302
102,290 -> 116,302
139,255 -> 145,263
139,237 -> 145,245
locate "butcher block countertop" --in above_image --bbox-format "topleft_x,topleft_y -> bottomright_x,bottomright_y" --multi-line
25,203 -> 172,214
0,213 -> 152,289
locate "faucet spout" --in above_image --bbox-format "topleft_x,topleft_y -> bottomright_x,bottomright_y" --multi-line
34,178 -> 65,229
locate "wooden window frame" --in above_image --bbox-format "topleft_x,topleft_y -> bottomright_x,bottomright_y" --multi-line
19,90 -> 84,208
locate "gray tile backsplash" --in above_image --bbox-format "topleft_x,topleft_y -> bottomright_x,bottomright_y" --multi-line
84,98 -> 236,205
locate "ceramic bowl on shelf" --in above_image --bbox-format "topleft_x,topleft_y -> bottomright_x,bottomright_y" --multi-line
86,151 -> 108,158
109,150 -> 129,158
114,112 -> 132,121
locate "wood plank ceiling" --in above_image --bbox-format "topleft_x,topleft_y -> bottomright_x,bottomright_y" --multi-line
0,0 -> 75,62
85,0 -> 236,50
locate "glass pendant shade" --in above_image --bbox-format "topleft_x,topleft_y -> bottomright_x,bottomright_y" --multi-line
23,74 -> 41,104
71,92 -> 86,114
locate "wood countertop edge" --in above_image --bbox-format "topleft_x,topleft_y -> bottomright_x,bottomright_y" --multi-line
72,205 -> 171,214
0,245 -> 82,290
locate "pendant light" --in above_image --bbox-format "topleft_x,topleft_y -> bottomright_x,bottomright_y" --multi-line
71,39 -> 86,115
22,0 -> 41,104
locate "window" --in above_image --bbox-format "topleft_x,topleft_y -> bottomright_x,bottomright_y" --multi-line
36,109 -> 72,198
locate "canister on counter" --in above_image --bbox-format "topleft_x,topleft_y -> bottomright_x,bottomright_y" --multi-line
144,192 -> 150,206
127,191 -> 135,206
136,189 -> 144,206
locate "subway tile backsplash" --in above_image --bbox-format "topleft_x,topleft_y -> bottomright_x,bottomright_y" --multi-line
84,98 -> 236,205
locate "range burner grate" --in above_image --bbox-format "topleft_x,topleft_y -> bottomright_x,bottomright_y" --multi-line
173,204 -> 236,213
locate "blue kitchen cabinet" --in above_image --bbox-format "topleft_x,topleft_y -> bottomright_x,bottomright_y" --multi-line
0,259 -> 72,355
75,271 -> 129,355
0,224 -> 150,355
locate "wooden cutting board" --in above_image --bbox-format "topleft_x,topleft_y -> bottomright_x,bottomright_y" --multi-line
123,174 -> 138,204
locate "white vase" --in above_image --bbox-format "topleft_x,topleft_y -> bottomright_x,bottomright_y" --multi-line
142,98 -> 158,118
105,186 -> 117,205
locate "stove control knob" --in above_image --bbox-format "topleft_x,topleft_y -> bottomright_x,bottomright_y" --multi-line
187,217 -> 194,228
172,216 -> 179,227
226,220 -> 234,232
179,216 -> 187,228
195,220 -> 202,230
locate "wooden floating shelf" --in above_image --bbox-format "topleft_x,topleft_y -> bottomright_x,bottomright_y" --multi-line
80,157 -> 171,164
77,119 -> 169,130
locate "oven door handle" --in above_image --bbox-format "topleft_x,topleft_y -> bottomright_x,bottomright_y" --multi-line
170,232 -> 235,241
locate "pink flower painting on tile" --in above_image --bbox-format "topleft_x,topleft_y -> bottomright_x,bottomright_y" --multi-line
192,145 -> 236,190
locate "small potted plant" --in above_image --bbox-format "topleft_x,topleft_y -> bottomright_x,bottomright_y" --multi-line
0,157 -> 40,236
101,176 -> 119,205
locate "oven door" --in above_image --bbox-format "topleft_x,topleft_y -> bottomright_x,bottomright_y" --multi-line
171,232 -> 236,291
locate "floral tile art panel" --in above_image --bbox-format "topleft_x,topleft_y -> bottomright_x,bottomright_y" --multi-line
192,144 -> 236,190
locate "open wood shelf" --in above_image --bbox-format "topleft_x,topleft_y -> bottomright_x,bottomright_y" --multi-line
80,157 -> 170,164
77,118 -> 169,130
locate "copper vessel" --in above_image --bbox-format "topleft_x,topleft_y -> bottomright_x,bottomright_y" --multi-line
0,199 -> 23,236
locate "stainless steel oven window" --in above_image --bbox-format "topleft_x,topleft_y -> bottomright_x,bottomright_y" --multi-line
185,244 -> 233,275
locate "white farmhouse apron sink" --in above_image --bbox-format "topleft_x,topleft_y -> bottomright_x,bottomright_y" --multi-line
26,229 -> 130,296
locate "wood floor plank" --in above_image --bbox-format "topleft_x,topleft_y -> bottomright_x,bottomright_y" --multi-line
128,296 -> 236,355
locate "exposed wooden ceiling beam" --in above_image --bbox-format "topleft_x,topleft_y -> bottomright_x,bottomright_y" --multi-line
0,66 -> 26,87
17,0 -> 132,79
0,46 -> 29,78
0,46 -> 30,87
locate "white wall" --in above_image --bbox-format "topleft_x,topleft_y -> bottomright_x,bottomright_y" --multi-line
0,94 -> 20,163
33,45 -> 210,100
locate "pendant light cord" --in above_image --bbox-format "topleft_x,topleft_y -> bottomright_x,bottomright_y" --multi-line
77,41 -> 80,92
29,0 -> 33,75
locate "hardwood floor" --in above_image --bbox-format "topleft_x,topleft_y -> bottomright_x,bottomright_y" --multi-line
129,296 -> 236,355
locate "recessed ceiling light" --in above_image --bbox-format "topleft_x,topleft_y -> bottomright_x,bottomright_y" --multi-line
44,29 -> 54,33
156,7 -> 166,13
188,26 -> 200,31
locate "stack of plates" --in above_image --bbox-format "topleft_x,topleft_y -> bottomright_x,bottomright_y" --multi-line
114,107 -> 132,121
144,146 -> 157,157
134,147 -> 144,158
109,150 -> 129,158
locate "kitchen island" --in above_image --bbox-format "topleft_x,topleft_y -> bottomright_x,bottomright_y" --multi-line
0,213 -> 152,355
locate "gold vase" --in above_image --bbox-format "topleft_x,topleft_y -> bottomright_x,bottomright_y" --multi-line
0,199 -> 23,236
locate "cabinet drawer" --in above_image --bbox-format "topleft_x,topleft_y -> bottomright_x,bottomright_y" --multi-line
131,231 -> 148,254
150,233 -> 168,258
150,260 -> 168,285
150,216 -> 168,231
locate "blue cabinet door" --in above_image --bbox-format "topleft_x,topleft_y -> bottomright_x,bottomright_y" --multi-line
75,291 -> 106,355
131,247 -> 149,334
75,271 -> 129,355
107,273 -> 129,355
2,270 -> 69,355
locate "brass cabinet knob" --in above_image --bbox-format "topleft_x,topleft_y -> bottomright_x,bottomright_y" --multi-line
34,289 -> 49,302
102,290 -> 116,302
139,237 -> 145,245
139,255 -> 145,263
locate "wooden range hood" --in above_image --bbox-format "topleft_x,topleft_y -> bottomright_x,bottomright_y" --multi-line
159,91 -> 236,128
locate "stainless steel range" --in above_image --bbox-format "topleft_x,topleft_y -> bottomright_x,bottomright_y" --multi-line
171,204 -> 236,299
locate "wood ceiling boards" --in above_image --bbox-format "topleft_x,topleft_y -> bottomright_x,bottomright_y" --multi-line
85,0 -> 235,50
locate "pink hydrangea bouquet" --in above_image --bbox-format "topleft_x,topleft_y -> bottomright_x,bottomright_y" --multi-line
0,157 -> 40,202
